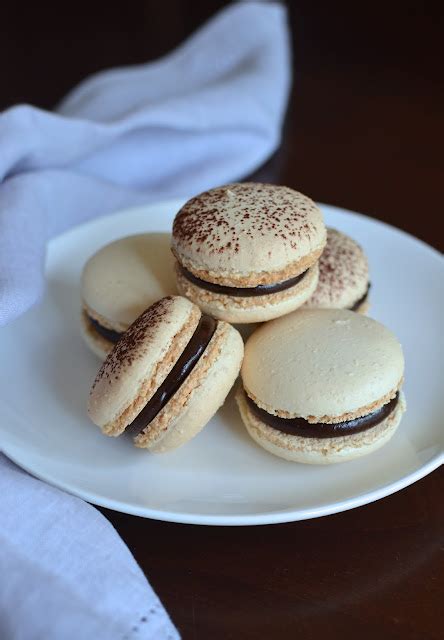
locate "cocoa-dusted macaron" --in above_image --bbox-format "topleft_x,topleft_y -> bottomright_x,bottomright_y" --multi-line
236,309 -> 406,464
88,296 -> 243,453
304,228 -> 370,313
172,183 -> 327,323
81,233 -> 176,359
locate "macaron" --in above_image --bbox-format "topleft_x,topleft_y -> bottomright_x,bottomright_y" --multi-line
81,233 -> 176,359
172,183 -> 327,323
236,308 -> 406,464
304,228 -> 370,313
88,296 -> 244,453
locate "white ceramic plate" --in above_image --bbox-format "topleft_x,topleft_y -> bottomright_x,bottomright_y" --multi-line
1,200 -> 443,525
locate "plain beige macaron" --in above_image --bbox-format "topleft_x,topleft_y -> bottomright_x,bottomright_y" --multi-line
237,308 -> 406,464
304,228 -> 370,313
172,183 -> 326,323
81,233 -> 177,359
88,296 -> 244,453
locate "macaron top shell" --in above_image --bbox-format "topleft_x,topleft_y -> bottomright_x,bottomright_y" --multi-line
242,309 -> 404,420
172,183 -> 326,285
82,233 -> 176,328
304,228 -> 369,309
88,296 -> 199,428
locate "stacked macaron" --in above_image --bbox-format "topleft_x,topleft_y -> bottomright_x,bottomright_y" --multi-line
83,182 -> 405,462
171,183 -> 326,323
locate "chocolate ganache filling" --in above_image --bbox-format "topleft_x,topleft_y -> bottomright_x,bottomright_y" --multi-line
245,391 -> 399,438
179,264 -> 308,297
349,283 -> 371,312
88,315 -> 123,343
126,314 -> 217,436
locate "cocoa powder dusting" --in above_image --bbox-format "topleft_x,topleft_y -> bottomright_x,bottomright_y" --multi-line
172,183 -> 323,259
90,297 -> 173,392
310,228 -> 369,305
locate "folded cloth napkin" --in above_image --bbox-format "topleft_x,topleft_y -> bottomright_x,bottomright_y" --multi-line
0,456 -> 178,640
0,0 -> 290,327
0,2 -> 290,639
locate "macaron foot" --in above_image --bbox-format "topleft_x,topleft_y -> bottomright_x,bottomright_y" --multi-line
236,388 -> 406,464
175,262 -> 319,323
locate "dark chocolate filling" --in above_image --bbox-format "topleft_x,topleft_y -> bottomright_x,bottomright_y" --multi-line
245,391 -> 399,438
89,316 -> 122,344
126,314 -> 217,436
349,283 -> 371,311
179,264 -> 309,297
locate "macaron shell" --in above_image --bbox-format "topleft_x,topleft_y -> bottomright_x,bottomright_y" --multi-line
172,183 -> 326,284
356,297 -> 370,315
237,388 -> 406,464
175,262 -> 319,324
134,322 -> 244,452
242,309 -> 404,420
80,308 -> 114,360
81,233 -> 176,332
304,228 -> 369,310
88,296 -> 199,432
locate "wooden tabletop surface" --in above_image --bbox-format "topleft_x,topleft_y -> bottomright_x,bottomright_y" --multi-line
2,2 -> 442,638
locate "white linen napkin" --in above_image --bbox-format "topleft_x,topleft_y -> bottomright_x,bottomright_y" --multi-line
0,456 -> 178,640
0,1 -> 290,326
0,2 -> 290,638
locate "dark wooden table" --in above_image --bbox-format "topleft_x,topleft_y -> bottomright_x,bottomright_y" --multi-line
3,2 -> 442,638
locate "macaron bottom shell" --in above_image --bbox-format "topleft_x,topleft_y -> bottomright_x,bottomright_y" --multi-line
355,297 -> 370,315
236,389 -> 406,464
303,289 -> 370,315
133,320 -> 244,453
304,291 -> 370,315
81,308 -> 115,360
175,262 -> 319,324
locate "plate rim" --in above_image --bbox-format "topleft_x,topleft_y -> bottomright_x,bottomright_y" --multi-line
2,446 -> 442,526
1,198 -> 443,526
46,198 -> 444,261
